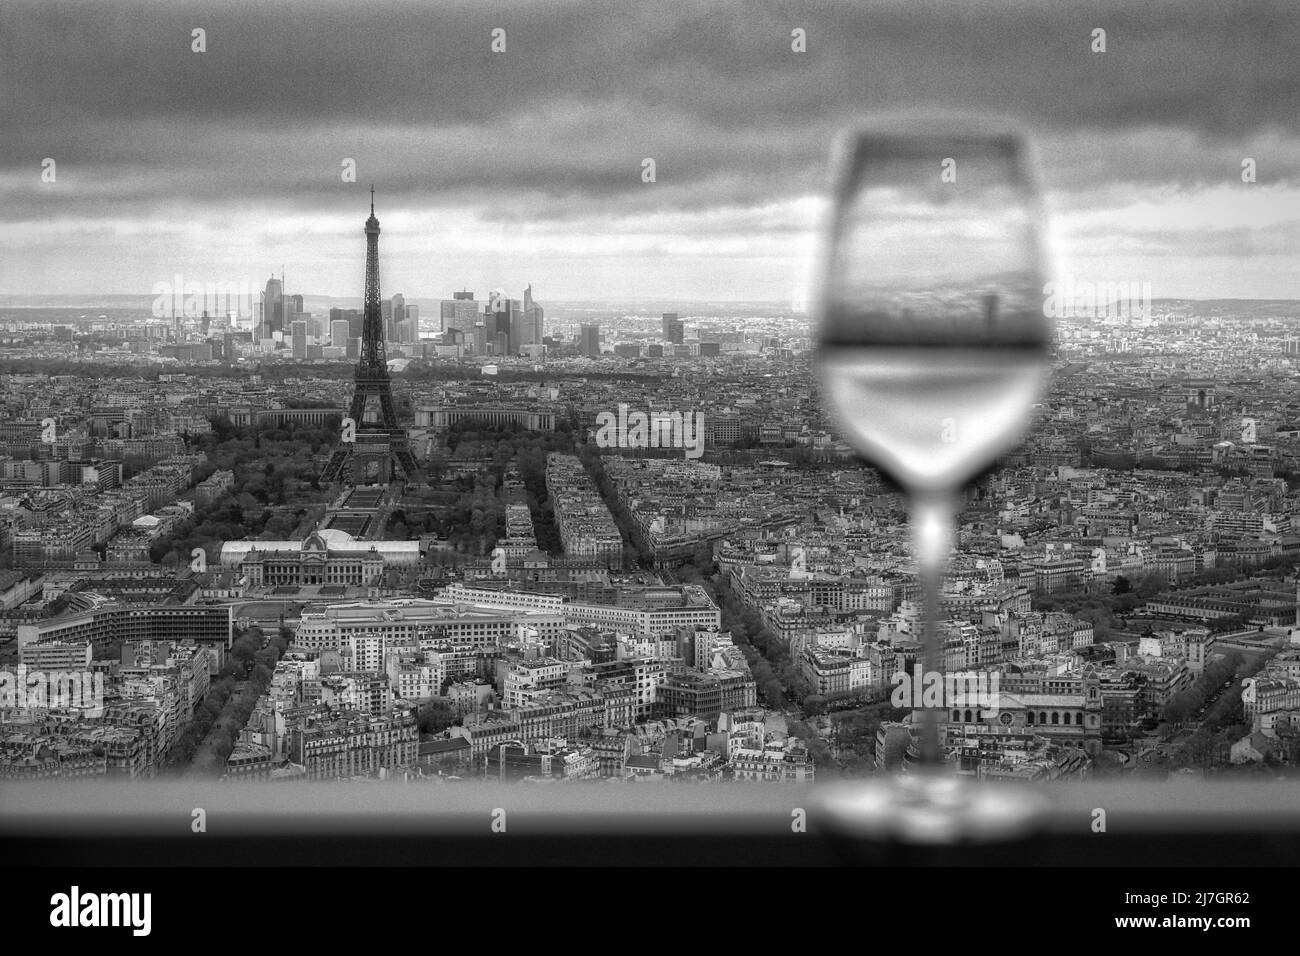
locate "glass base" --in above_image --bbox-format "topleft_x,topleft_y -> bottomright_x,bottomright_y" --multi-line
813,771 -> 1052,845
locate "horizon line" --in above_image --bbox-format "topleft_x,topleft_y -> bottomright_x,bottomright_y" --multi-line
4,295 -> 1300,307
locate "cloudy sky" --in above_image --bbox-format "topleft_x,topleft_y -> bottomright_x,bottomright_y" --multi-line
1,0 -> 1298,302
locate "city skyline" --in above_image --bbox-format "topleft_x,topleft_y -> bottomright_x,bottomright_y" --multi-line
4,0 -> 1300,893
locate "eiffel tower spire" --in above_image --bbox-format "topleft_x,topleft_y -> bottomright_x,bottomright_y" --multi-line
359,186 -> 387,375
319,191 -> 420,485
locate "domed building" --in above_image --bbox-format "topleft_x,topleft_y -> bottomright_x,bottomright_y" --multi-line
219,530 -> 420,587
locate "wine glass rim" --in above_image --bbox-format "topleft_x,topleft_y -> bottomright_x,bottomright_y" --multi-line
835,112 -> 1035,142
823,112 -> 1049,205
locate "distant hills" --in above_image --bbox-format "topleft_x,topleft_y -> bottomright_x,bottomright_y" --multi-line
1148,299 -> 1300,317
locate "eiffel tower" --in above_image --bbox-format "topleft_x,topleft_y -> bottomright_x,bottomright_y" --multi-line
320,188 -> 420,484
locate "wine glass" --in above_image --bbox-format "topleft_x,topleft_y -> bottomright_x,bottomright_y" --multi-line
813,118 -> 1054,840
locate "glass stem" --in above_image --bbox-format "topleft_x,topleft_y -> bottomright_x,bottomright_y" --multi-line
912,491 -> 956,766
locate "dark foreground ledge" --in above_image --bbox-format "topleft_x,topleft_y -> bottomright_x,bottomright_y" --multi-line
1,779 -> 1297,867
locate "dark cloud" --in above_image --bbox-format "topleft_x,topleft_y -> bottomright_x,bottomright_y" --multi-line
1,0 -> 1296,297
2,0 -> 1296,222
5,0 -> 1296,131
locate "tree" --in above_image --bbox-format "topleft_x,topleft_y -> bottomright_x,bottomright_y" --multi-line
1134,570 -> 1168,599
1111,575 -> 1132,594
1210,614 -> 1247,634
229,641 -> 257,667
1162,691 -> 1193,726
417,700 -> 460,735
804,694 -> 829,716
1074,605 -> 1115,642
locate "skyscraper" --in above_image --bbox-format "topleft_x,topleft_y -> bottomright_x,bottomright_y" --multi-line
662,312 -> 684,344
261,276 -> 284,338
580,323 -> 601,358
441,291 -> 479,337
402,303 -> 419,343
346,309 -> 363,339
291,320 -> 308,359
291,310 -> 313,341
390,292 -> 405,343
487,294 -> 509,354
984,293 -> 1000,333
523,284 -> 544,346
507,298 -> 526,354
